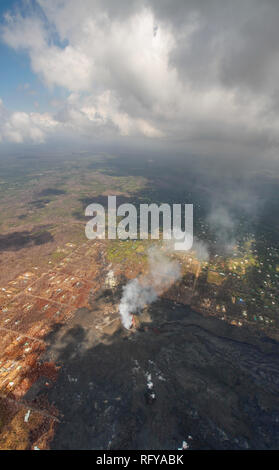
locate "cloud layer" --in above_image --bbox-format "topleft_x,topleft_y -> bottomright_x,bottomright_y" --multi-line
1,0 -> 279,156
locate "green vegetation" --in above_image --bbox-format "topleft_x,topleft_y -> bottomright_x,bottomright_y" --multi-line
107,239 -> 148,264
207,271 -> 225,285
51,250 -> 67,262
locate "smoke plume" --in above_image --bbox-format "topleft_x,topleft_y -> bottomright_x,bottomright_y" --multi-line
119,247 -> 181,329
192,239 -> 210,262
207,205 -> 236,253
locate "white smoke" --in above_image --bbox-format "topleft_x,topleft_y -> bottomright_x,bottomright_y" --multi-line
147,247 -> 181,290
119,279 -> 157,329
192,239 -> 210,262
165,235 -> 210,262
207,205 -> 236,253
119,247 -> 181,329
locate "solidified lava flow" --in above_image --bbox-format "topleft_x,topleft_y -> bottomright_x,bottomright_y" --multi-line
25,299 -> 279,450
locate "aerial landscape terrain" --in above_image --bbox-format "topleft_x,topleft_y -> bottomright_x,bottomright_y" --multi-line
0,151 -> 279,450
1,0 -> 279,452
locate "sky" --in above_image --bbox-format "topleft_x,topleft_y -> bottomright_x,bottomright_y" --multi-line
1,0 -> 279,159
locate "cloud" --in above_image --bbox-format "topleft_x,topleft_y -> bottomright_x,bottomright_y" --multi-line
0,99 -> 57,144
1,0 -> 279,154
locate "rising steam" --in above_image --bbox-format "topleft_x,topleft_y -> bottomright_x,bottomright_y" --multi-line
119,279 -> 157,329
192,239 -> 210,262
119,247 -> 181,329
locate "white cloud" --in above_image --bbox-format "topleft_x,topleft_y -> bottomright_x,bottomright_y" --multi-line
1,0 -> 279,154
0,100 -> 58,144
